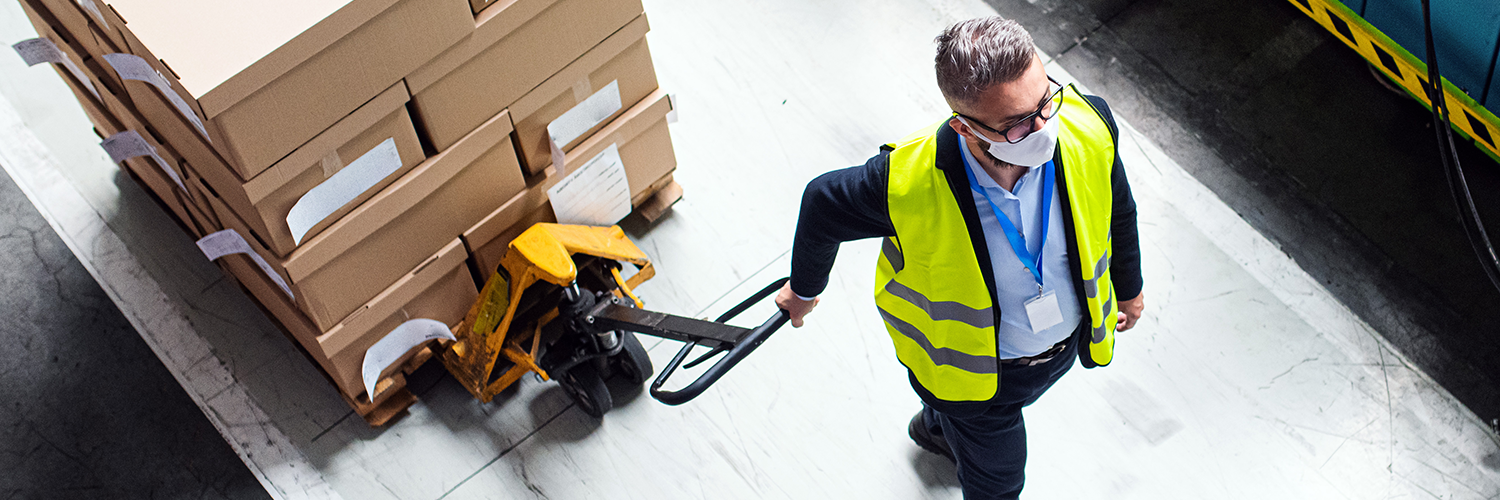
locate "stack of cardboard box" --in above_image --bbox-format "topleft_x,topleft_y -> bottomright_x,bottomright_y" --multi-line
17,0 -> 680,425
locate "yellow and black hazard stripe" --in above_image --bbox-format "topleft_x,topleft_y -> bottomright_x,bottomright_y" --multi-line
1286,0 -> 1500,162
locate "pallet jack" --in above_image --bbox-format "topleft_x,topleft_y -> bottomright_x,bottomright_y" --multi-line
438,223 -> 789,416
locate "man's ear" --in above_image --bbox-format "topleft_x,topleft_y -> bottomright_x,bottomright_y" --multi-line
948,116 -> 970,139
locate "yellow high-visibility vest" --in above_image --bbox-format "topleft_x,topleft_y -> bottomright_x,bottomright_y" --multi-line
875,85 -> 1118,403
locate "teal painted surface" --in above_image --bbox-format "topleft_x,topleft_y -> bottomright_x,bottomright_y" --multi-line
1345,0 -> 1367,16
1359,0 -> 1500,110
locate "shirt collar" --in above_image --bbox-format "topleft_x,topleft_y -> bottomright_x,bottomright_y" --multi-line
958,138 -> 1038,193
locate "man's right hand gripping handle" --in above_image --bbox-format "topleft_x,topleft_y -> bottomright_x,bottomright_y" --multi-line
774,281 -> 819,328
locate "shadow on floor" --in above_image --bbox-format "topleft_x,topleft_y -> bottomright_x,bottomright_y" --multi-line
0,166 -> 269,499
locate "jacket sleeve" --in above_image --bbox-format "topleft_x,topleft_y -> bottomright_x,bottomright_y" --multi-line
789,152 -> 897,298
1086,95 -> 1144,301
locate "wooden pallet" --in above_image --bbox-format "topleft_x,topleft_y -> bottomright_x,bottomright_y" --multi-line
340,344 -> 438,426
635,176 -> 683,223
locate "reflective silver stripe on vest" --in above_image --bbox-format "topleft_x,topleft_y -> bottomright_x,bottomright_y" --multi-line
878,307 -> 998,374
1083,249 -> 1111,299
882,237 -> 904,272
884,280 -> 994,329
1083,246 -> 1112,343
1093,293 -> 1114,343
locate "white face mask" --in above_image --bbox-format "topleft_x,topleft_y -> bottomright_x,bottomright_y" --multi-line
959,115 -> 1059,168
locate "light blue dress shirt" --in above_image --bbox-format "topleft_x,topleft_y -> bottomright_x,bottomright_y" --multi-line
959,140 -> 1083,358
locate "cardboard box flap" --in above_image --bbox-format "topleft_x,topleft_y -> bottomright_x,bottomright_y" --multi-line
318,238 -> 466,357
109,0 -> 399,112
283,110 -> 515,280
406,0 -> 562,93
242,81 -> 410,203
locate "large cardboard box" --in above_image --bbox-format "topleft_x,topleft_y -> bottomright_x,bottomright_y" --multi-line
408,0 -> 643,152
30,23 -> 200,205
28,15 -> 200,230
219,233 -> 472,403
88,25 -> 244,220
77,69 -> 222,221
210,225 -> 334,396
18,1 -> 164,148
85,2 -> 130,56
463,196 -> 556,279
405,0 -> 560,92
162,166 -> 218,238
120,151 -> 194,230
214,232 -> 325,358
508,15 -> 655,174
107,0 -> 472,179
463,89 -> 676,278
318,238 -> 476,398
61,72 -> 122,138
19,0 -> 125,60
183,170 -> 223,237
208,110 -> 525,331
193,82 -> 426,257
29,37 -> 120,138
88,5 -> 209,136
19,1 -> 125,129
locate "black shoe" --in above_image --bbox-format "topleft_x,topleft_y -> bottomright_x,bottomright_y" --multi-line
908,411 -> 954,463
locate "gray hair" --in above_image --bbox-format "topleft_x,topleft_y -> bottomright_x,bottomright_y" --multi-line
934,17 -> 1037,109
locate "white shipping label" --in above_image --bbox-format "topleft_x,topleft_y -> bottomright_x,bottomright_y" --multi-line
547,143 -> 632,227
101,53 -> 209,140
76,0 -> 109,30
547,80 -> 622,151
100,131 -> 185,191
546,129 -> 567,175
196,230 -> 293,299
287,138 -> 401,245
13,38 -> 98,100
361,319 -> 455,398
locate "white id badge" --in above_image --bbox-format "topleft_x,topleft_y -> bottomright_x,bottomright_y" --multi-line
1025,290 -> 1064,333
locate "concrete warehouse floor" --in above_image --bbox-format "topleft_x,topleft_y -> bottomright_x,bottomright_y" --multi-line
1,0 -> 1499,498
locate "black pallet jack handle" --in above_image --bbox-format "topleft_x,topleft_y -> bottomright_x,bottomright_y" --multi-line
586,278 -> 791,405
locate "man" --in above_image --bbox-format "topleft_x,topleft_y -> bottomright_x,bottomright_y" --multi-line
773,16 -> 1145,499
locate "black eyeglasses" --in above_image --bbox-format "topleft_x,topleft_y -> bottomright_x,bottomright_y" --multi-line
955,76 -> 1064,144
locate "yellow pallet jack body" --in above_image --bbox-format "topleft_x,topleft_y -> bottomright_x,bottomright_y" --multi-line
439,223 -> 787,415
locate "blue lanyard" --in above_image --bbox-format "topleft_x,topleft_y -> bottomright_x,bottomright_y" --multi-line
959,140 -> 1054,288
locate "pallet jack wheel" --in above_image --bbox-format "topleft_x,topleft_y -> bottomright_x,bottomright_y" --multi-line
559,362 -> 612,418
612,331 -> 653,385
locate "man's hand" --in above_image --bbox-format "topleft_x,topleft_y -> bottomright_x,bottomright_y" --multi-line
775,281 -> 820,328
1116,292 -> 1145,331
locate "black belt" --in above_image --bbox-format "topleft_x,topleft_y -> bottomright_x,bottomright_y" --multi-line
1000,339 -> 1069,367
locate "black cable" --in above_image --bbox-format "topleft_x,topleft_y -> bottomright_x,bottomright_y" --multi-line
1420,0 -> 1500,294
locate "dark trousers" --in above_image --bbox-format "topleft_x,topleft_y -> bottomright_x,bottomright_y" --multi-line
923,321 -> 1082,500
